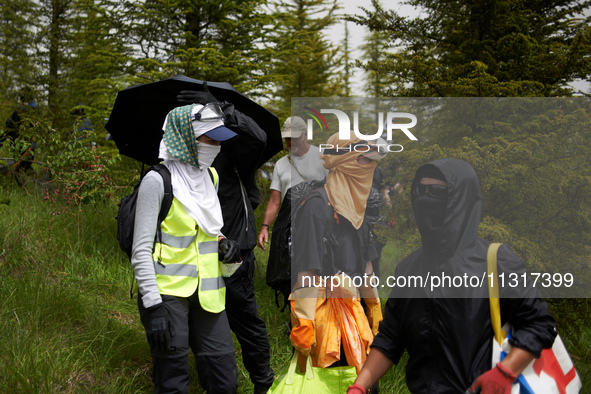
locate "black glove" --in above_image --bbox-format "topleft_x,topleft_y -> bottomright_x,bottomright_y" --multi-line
145,303 -> 174,352
218,237 -> 240,263
176,81 -> 218,105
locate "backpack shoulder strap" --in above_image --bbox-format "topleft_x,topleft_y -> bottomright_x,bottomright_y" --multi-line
487,242 -> 504,345
149,164 -> 173,224
300,185 -> 333,234
316,186 -> 334,232
312,186 -> 338,273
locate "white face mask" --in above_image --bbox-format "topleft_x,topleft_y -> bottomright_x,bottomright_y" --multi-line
197,141 -> 221,169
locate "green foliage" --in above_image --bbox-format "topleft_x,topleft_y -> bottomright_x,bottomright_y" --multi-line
62,0 -> 133,136
359,29 -> 393,97
269,0 -> 345,119
348,0 -> 591,97
113,0 -> 275,98
0,186 -> 149,392
547,299 -> 591,384
342,21 -> 352,97
0,0 -> 40,95
1,114 -> 120,211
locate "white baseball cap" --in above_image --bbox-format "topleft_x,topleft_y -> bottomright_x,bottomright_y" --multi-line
281,116 -> 307,138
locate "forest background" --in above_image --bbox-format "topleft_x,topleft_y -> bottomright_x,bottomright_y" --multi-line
0,0 -> 590,392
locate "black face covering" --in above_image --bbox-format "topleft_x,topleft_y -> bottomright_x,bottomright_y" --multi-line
412,160 -> 483,258
412,164 -> 449,254
414,194 -> 447,238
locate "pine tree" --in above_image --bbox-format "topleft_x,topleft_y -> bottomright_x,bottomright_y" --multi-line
343,21 -> 351,97
35,0 -> 75,118
348,0 -> 591,97
116,0 -> 274,97
0,0 -> 41,117
270,0 -> 345,118
359,29 -> 392,97
63,0 -> 132,132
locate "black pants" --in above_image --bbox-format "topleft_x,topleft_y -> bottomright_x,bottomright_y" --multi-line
138,292 -> 237,394
225,250 -> 275,389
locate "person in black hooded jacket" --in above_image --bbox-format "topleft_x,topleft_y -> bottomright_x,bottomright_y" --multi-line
347,158 -> 556,394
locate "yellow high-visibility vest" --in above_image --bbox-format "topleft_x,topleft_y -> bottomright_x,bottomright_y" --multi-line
152,168 -> 225,313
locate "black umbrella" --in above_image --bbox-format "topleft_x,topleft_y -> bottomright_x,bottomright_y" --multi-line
106,74 -> 282,166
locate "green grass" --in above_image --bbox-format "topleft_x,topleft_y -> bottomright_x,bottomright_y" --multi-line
0,185 -> 150,393
0,183 -> 588,393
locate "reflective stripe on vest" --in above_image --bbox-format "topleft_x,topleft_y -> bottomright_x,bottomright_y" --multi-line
198,241 -> 218,255
158,232 -> 196,249
154,262 -> 199,277
201,276 -> 226,291
152,168 -> 225,313
157,234 -> 217,253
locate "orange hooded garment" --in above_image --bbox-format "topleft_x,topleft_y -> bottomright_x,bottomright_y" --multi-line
322,133 -> 377,230
308,277 -> 374,374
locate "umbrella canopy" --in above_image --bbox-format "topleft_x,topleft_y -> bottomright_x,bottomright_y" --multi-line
106,74 -> 282,166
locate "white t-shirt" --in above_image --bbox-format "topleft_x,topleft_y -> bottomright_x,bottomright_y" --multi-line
271,145 -> 328,202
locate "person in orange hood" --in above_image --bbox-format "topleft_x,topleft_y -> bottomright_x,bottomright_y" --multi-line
290,132 -> 387,374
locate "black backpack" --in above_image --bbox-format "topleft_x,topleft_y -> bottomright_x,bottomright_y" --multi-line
116,164 -> 173,259
266,179 -> 335,310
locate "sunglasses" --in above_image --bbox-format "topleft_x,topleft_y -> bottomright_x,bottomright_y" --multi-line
192,102 -> 226,122
412,182 -> 448,199
322,140 -> 372,155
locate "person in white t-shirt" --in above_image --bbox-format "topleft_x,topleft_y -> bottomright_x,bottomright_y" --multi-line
257,116 -> 328,250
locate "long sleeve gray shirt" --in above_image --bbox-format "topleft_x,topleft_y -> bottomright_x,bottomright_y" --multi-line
131,171 -> 165,309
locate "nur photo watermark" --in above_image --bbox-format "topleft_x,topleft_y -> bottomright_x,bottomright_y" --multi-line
287,97 -> 591,299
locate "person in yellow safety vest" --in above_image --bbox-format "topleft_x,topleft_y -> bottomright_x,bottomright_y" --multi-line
290,133 -> 388,375
131,103 -> 241,393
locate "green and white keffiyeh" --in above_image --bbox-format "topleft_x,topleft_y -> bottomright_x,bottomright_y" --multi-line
163,104 -> 200,167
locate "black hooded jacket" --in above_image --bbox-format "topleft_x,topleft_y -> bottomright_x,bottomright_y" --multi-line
371,159 -> 556,393
213,103 -> 266,250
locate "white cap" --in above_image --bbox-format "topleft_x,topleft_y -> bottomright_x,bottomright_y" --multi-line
191,105 -> 224,138
281,116 -> 307,138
